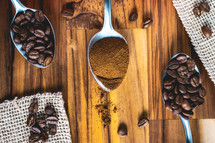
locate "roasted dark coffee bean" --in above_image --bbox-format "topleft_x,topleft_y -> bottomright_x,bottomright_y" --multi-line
28,59 -> 37,64
143,19 -> 153,28
31,126 -> 41,134
202,25 -> 212,38
177,66 -> 188,77
44,36 -> 49,42
177,76 -> 186,84
27,114 -> 36,127
172,107 -> 182,114
129,11 -> 138,22
20,20 -> 29,26
191,102 -> 197,109
37,118 -> 46,129
176,54 -> 187,63
178,85 -> 187,94
22,43 -> 27,51
193,7 -> 201,17
12,24 -> 20,33
168,59 -> 179,70
36,39 -> 45,45
29,25 -> 35,34
30,17 -> 36,23
38,54 -> 45,65
182,110 -> 193,117
190,94 -> 198,102
26,41 -> 35,53
34,29 -> 45,38
195,97 -> 205,106
29,134 -> 41,143
35,10 -> 45,22
34,46 -> 45,52
44,49 -> 54,56
175,95 -> 183,105
182,99 -> 192,111
61,8 -> 74,18
41,131 -> 49,142
46,116 -> 59,125
45,26 -> 51,35
162,90 -> 168,101
28,50 -> 39,59
187,85 -> 199,93
118,125 -> 127,137
180,113 -> 189,120
27,36 -> 36,42
49,124 -> 57,135
14,12 -> 25,24
167,69 -> 177,78
165,101 -> 172,110
174,84 -> 179,94
168,92 -> 175,100
28,101 -> 38,114
190,76 -> 199,87
187,70 -> 196,78
138,118 -> 149,128
183,93 -> 190,99
199,87 -> 206,98
45,105 -> 55,115
25,10 -> 34,20
200,2 -> 210,13
171,102 -> 179,110
14,35 -> 21,44
47,41 -> 53,49
44,56 -> 53,66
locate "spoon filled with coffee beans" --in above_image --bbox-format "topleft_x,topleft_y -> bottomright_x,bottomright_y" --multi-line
88,0 -> 129,91
161,53 -> 206,143
10,0 -> 55,68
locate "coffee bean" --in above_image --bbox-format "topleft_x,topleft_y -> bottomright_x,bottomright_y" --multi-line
27,114 -> 36,127
138,118 -> 149,128
182,110 -> 193,117
38,54 -> 45,65
167,69 -> 177,78
129,11 -> 138,22
44,36 -> 49,42
44,56 -> 53,66
30,17 -> 36,23
12,24 -> 20,33
190,76 -> 199,87
20,20 -> 29,26
45,105 -> 55,115
34,46 -> 45,52
171,102 -> 179,109
190,94 -> 198,101
202,25 -> 212,38
183,93 -> 190,99
168,59 -> 179,69
200,2 -> 210,13
177,76 -> 186,84
28,50 -> 39,59
49,124 -> 57,135
193,7 -> 201,17
22,43 -> 27,51
26,41 -> 35,53
31,126 -> 41,134
28,101 -> 38,114
28,59 -> 37,64
36,39 -> 46,45
199,87 -> 206,98
45,26 -> 51,35
176,54 -> 187,63
177,66 -> 188,77
175,95 -> 183,105
163,90 -> 168,101
29,134 -> 41,143
27,36 -> 36,42
37,118 -> 46,129
118,125 -> 127,137
46,116 -> 59,125
34,29 -> 45,38
14,35 -> 21,44
182,99 -> 192,111
187,70 -> 196,78
47,41 -> 53,49
174,85 -> 179,94
165,101 -> 172,110
187,85 -> 199,93
25,9 -> 34,20
14,13 -> 25,24
35,10 -> 45,22
195,97 -> 205,106
61,8 -> 74,18
178,85 -> 187,94
180,113 -> 189,120
44,49 -> 54,56
41,131 -> 49,142
168,92 -> 175,100
172,107 -> 182,114
143,19 -> 153,28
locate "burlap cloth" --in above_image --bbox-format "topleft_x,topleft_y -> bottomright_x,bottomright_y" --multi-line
173,0 -> 215,84
0,92 -> 72,143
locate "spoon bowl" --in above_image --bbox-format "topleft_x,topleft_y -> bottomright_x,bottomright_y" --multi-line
10,0 -> 56,68
87,0 -> 127,91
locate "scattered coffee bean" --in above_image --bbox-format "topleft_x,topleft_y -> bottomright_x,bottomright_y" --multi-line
129,11 -> 138,22
27,114 -> 36,127
31,126 -> 42,134
202,25 -> 212,38
138,118 -> 149,128
200,2 -> 210,13
41,131 -> 49,142
45,105 -> 55,115
28,102 -> 38,114
29,134 -> 41,143
143,19 -> 153,28
11,10 -> 54,66
49,124 -> 57,135
37,118 -> 46,129
46,116 -> 59,125
193,7 -> 201,17
118,125 -> 127,137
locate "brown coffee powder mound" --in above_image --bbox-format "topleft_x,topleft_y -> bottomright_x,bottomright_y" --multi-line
89,37 -> 129,90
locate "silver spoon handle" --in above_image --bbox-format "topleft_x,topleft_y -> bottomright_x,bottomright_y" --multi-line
179,115 -> 193,143
103,0 -> 113,30
11,0 -> 27,13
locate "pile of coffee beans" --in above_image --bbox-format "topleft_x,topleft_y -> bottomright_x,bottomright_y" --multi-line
11,10 -> 54,66
27,101 -> 59,143
162,54 -> 206,119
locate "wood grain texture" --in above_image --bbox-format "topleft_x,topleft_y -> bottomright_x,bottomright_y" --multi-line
0,0 -> 215,143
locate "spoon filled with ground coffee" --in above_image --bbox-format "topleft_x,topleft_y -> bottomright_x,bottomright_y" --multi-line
10,0 -> 56,68
88,0 -> 129,91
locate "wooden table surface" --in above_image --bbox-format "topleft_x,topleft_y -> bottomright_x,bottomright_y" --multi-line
1,0 -> 215,143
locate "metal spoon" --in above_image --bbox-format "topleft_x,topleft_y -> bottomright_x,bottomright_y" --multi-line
87,0 -> 127,91
161,53 -> 196,143
10,0 -> 56,68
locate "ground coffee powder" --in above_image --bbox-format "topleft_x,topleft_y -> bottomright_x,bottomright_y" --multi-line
89,37 -> 129,90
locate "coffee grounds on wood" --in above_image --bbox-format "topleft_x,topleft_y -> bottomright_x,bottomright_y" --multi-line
89,37 -> 129,90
